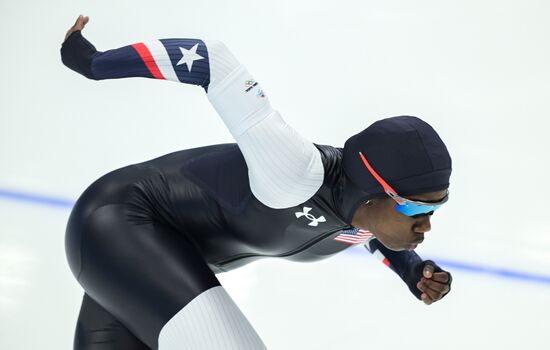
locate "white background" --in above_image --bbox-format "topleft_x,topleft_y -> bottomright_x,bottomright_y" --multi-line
1,0 -> 549,349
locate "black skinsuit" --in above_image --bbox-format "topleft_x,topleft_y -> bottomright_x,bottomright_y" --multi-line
179,143 -> 358,272
61,30 -> 433,350
65,142 -> 372,349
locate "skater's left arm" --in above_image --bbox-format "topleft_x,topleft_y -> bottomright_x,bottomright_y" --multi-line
60,15 -> 325,210
365,238 -> 452,305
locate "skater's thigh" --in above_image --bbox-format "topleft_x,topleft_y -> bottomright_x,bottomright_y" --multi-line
75,203 -> 220,349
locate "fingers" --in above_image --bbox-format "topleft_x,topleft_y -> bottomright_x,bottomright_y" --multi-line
64,16 -> 81,42
64,15 -> 89,42
420,293 -> 433,305
417,275 -> 450,305
418,261 -> 451,305
72,15 -> 82,27
64,28 -> 73,42
74,15 -> 89,30
431,271 -> 449,284
417,281 -> 437,304
423,263 -> 435,278
421,277 -> 450,294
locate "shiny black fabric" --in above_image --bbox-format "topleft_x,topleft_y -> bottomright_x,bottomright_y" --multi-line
74,294 -> 150,350
61,31 -> 444,349
66,142 -> 361,349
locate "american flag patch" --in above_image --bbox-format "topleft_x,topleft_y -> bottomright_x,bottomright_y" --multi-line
333,227 -> 374,244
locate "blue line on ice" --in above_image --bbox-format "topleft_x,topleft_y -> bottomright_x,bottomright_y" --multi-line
2,187 -> 550,286
0,188 -> 74,208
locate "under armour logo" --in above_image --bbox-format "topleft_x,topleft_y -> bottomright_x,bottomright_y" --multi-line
295,207 -> 326,227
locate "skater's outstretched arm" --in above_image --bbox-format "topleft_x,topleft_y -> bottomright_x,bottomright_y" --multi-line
364,238 -> 452,304
61,15 -> 325,210
61,16 -> 213,88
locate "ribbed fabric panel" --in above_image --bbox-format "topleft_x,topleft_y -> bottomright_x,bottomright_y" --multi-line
203,40 -> 240,91
237,111 -> 324,209
158,286 -> 267,350
143,40 -> 180,82
207,65 -> 273,139
203,40 -> 324,208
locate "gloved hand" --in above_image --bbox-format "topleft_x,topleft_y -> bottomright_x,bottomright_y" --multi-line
405,260 -> 452,304
60,15 -> 98,80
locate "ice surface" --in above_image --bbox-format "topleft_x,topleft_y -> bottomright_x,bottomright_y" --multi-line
1,1 -> 549,348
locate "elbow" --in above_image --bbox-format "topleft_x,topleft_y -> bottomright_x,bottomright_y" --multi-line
203,39 -> 241,90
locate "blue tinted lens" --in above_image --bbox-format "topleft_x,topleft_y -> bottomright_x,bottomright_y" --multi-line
394,202 -> 441,217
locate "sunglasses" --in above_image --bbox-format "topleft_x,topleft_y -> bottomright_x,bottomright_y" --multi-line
358,152 -> 449,218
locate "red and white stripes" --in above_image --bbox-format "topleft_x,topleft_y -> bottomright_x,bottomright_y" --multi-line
334,228 -> 374,245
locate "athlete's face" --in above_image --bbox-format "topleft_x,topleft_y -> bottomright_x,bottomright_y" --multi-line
351,189 -> 449,251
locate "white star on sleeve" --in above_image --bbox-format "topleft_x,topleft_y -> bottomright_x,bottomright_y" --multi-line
176,43 -> 205,72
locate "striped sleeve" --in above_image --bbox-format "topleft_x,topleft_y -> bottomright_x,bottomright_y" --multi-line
60,31 -> 325,209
